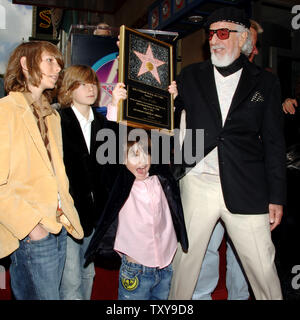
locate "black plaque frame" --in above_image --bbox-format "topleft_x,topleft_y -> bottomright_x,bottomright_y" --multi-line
118,25 -> 174,134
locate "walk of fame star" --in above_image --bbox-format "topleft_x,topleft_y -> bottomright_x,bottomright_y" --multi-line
133,43 -> 166,84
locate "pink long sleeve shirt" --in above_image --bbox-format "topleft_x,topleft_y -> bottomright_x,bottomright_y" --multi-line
113,175 -> 178,269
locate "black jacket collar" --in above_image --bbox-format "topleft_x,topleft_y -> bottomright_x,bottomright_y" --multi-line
196,58 -> 261,127
59,107 -> 106,156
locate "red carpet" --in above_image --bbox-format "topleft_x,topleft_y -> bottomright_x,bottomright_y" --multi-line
91,237 -> 228,300
0,238 -> 228,300
0,268 -> 12,300
212,237 -> 228,300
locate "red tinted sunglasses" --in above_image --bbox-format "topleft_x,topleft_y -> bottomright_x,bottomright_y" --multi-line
208,28 -> 239,41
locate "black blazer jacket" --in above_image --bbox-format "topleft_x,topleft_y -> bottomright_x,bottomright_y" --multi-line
59,107 -> 117,237
84,164 -> 189,266
173,57 -> 286,214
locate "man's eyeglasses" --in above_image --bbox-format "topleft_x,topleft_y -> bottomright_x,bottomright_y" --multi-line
208,28 -> 239,41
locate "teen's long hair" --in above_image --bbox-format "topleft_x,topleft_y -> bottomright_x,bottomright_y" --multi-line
58,65 -> 101,108
4,41 -> 64,103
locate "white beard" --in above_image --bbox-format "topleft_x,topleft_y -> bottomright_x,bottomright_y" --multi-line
210,44 -> 239,67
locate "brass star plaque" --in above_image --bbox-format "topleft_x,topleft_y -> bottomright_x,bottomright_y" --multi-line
118,25 -> 174,135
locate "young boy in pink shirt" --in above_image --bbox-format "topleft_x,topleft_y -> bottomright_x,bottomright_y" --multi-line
85,131 -> 188,300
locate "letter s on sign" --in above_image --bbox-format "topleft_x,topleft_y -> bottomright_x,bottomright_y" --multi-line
39,9 -> 51,29
291,5 -> 300,30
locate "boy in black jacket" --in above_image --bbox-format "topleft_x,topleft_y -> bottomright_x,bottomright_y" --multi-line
85,131 -> 188,300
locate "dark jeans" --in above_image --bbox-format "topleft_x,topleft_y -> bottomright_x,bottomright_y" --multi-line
10,227 -> 67,300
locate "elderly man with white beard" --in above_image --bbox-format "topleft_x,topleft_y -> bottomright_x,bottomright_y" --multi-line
168,7 -> 286,300
180,19 -> 264,302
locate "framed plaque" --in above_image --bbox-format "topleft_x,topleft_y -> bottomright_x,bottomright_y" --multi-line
118,25 -> 174,134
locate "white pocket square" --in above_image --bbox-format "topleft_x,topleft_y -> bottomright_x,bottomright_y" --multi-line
251,91 -> 264,102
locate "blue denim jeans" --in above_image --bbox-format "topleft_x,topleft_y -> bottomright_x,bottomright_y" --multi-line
9,227 -> 67,300
118,256 -> 173,300
60,231 -> 95,300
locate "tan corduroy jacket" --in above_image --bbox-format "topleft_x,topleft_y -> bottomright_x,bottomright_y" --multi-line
0,92 -> 84,258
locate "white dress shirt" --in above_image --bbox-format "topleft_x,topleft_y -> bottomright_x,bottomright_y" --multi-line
185,66 -> 242,176
71,106 -> 94,153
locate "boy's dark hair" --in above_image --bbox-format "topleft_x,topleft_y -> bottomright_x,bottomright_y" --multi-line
125,127 -> 152,157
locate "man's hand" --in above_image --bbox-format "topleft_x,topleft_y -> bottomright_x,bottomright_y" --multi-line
28,223 -> 49,241
282,98 -> 298,114
269,204 -> 283,231
168,81 -> 178,99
